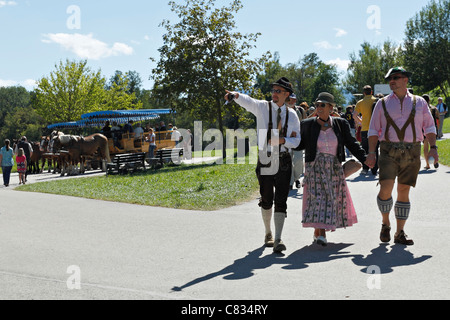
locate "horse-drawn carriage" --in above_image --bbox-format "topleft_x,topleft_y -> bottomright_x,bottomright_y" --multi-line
42,109 -> 178,175
78,109 -> 177,157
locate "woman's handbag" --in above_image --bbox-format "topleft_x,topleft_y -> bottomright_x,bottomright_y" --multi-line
343,159 -> 362,178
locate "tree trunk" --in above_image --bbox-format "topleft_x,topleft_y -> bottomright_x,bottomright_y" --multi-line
216,99 -> 226,159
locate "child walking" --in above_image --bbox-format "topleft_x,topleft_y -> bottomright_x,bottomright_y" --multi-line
16,148 -> 27,185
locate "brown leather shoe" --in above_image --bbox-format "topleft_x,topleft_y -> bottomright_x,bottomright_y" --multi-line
394,230 -> 414,246
380,224 -> 391,243
273,239 -> 286,253
264,233 -> 274,247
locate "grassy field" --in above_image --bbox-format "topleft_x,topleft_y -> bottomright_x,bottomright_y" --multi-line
435,119 -> 450,166
17,162 -> 260,211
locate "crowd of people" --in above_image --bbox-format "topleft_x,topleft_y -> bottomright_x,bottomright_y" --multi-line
226,66 -> 442,252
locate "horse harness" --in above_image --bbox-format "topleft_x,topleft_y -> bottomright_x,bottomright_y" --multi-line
381,95 -> 418,145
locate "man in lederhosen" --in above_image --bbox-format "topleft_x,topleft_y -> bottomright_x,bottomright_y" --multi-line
225,77 -> 301,253
366,67 -> 438,245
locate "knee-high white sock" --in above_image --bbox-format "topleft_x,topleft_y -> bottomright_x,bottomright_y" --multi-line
261,208 -> 272,234
274,212 -> 286,241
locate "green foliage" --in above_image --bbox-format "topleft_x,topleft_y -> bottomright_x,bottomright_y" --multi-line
103,71 -> 143,110
150,0 -> 269,132
33,60 -> 143,126
404,0 -> 450,99
344,40 -> 403,95
0,86 -> 45,141
107,70 -> 143,104
255,52 -> 344,105
34,59 -> 106,124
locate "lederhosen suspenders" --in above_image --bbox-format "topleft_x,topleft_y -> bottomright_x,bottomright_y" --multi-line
381,95 -> 417,143
265,101 -> 289,154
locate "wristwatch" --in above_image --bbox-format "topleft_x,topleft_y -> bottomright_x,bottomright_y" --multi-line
430,145 -> 438,150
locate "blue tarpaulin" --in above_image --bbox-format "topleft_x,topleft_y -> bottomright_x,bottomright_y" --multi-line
47,109 -> 175,129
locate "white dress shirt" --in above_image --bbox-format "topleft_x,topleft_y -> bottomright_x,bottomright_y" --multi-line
235,93 -> 301,152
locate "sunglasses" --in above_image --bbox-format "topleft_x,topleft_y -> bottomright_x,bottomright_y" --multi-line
271,89 -> 288,94
315,103 -> 327,108
387,75 -> 406,81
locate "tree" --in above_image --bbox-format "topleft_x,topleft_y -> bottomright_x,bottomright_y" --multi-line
34,59 -> 105,124
404,0 -> 450,99
311,63 -> 344,105
344,41 -> 403,95
104,71 -> 143,110
254,52 -> 283,100
150,0 -> 269,137
255,52 -> 344,105
107,70 -> 143,101
0,86 -> 45,141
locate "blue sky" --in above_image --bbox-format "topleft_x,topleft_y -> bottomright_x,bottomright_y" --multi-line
0,0 -> 430,91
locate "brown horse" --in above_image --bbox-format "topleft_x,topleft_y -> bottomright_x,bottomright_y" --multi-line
29,142 -> 42,174
39,136 -> 61,174
52,133 -> 111,173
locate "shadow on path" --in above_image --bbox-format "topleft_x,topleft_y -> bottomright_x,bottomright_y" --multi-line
352,243 -> 432,274
172,243 -> 354,292
173,243 -> 432,292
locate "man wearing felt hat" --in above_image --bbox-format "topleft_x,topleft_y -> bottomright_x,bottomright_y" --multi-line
367,67 -> 438,245
225,77 -> 301,253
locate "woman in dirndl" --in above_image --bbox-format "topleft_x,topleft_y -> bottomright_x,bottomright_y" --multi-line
298,92 -> 369,246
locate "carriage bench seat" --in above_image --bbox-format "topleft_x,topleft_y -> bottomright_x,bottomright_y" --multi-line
106,152 -> 146,175
147,148 -> 184,169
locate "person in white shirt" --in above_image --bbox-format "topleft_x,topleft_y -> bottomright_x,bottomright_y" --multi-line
148,128 -> 156,158
172,126 -> 182,148
133,123 -> 144,140
225,77 -> 301,253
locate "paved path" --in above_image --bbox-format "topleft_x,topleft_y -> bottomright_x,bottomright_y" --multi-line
0,146 -> 449,300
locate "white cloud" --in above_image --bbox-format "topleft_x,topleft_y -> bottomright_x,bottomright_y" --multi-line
334,28 -> 347,38
42,33 -> 134,60
0,1 -> 17,8
313,41 -> 342,50
0,79 -> 36,90
326,58 -> 351,71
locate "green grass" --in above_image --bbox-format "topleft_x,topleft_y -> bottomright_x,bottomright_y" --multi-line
436,138 -> 450,166
435,118 -> 450,166
16,162 -> 260,211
